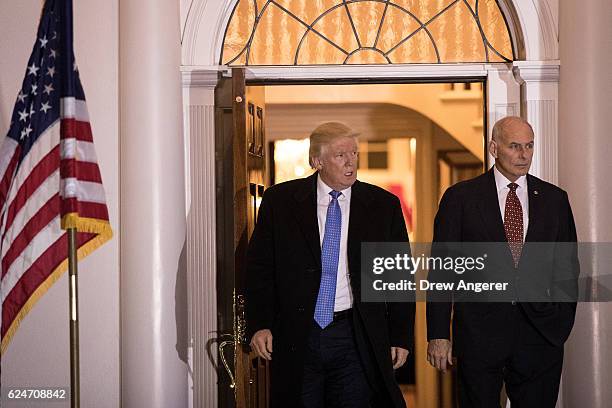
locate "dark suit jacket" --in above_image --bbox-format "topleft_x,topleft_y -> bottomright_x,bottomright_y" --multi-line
246,172 -> 414,407
427,169 -> 579,355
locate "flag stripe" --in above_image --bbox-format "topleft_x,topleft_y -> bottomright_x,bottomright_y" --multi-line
1,168 -> 59,260
0,139 -> 19,180
2,217 -> 62,303
61,139 -> 99,162
2,230 -> 96,338
60,178 -> 107,203
2,196 -> 59,277
60,119 -> 93,143
1,122 -> 60,226
3,147 -> 59,236
61,199 -> 109,220
2,234 -> 66,338
60,97 -> 90,122
60,160 -> 102,183
0,145 -> 21,211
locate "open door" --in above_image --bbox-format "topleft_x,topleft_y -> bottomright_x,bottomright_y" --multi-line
215,68 -> 269,408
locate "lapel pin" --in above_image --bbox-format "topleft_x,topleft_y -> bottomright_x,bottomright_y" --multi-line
534,190 -> 539,195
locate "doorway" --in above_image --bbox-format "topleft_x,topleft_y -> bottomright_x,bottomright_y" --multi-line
217,77 -> 487,408
266,82 -> 485,408
264,81 -> 486,243
183,1 -> 562,406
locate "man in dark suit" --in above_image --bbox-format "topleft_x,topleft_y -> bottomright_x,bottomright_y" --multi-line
426,116 -> 579,407
246,122 -> 415,407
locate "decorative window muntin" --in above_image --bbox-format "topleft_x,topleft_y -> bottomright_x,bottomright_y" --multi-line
221,0 -> 515,65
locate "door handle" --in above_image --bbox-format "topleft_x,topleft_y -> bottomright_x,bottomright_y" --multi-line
236,294 -> 247,344
219,337 -> 236,389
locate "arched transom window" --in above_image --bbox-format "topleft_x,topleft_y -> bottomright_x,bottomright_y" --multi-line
221,0 -> 514,65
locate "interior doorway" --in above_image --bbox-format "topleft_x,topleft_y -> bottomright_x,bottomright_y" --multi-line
259,81 -> 486,408
263,82 -> 485,237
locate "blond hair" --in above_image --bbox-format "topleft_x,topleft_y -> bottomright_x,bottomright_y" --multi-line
308,122 -> 359,168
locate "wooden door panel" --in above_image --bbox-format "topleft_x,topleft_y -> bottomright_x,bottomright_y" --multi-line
216,68 -> 269,408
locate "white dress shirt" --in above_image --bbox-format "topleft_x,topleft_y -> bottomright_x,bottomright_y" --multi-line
493,166 -> 529,240
316,175 -> 353,312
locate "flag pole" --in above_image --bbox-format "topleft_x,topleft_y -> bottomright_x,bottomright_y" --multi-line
68,227 -> 80,408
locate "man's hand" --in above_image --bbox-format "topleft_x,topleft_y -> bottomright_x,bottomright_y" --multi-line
427,339 -> 453,373
391,347 -> 409,369
250,329 -> 273,360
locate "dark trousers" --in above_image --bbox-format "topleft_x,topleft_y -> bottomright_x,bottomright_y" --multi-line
457,305 -> 564,408
300,315 -> 373,408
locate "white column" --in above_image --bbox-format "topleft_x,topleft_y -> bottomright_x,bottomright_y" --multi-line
559,0 -> 612,407
181,68 -> 219,408
513,61 -> 560,183
119,0 -> 187,406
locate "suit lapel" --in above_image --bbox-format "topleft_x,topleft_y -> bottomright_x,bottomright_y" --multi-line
293,173 -> 321,264
477,169 -> 507,242
347,180 -> 371,255
525,175 -> 544,242
347,180 -> 372,284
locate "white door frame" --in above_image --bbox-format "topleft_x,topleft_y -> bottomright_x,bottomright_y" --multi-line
181,58 -> 560,408
182,61 -> 559,179
180,1 -> 561,407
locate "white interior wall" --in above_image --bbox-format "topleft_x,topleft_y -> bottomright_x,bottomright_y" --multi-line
0,1 -> 120,407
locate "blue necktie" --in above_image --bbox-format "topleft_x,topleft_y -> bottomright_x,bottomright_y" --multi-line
314,190 -> 342,328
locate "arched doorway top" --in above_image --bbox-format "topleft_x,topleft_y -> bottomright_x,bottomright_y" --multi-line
220,0 -> 514,66
180,0 -> 558,66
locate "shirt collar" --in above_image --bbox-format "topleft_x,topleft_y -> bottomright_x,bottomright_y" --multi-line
493,165 -> 527,193
317,173 -> 352,202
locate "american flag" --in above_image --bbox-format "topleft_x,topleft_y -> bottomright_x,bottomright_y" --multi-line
0,0 -> 112,354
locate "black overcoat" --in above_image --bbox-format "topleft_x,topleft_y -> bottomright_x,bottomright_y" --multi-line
427,169 -> 579,355
246,173 -> 415,407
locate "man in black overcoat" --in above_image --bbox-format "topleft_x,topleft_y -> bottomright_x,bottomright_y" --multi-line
426,116 -> 579,407
247,122 -> 415,407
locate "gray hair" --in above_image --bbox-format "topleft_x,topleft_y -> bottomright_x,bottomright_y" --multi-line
308,122 -> 359,168
491,116 -> 534,142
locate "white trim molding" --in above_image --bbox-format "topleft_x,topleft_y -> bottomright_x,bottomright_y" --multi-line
513,60 -> 561,82
181,0 -> 559,66
181,67 -> 221,88
181,0 -> 238,66
506,0 -> 558,60
182,70 -> 219,408
486,64 -> 522,165
241,64 -> 489,81
513,60 -> 560,183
